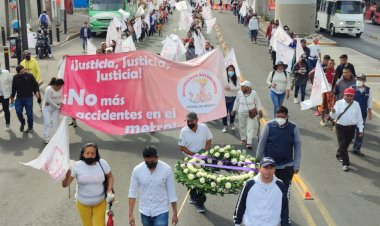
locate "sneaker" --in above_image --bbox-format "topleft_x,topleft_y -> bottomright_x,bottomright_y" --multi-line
5,124 -> 11,131
20,124 -> 25,132
25,127 -> 34,133
336,156 -> 343,162
196,204 -> 206,213
222,126 -> 227,133
188,198 -> 196,205
68,122 -> 77,128
294,98 -> 299,104
320,120 -> 326,126
314,110 -> 321,116
231,124 -> 235,131
342,165 -> 349,172
48,54 -> 52,58
44,140 -> 49,144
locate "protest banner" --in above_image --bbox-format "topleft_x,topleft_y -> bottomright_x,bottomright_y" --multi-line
61,49 -> 227,135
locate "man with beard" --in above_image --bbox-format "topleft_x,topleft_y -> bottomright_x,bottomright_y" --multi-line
179,112 -> 213,213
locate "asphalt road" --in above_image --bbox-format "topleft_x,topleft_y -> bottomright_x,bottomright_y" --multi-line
318,21 -> 380,60
0,10 -> 380,226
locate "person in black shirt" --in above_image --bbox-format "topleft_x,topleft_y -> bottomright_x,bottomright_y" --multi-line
11,65 -> 40,133
335,54 -> 356,80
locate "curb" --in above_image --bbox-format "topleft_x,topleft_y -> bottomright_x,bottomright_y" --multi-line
52,32 -> 80,47
366,74 -> 380,78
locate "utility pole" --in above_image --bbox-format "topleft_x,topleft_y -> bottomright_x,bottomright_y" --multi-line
19,0 -> 29,51
37,0 -> 42,16
5,0 -> 11,38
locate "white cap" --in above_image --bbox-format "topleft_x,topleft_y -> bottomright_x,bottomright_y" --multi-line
241,80 -> 252,87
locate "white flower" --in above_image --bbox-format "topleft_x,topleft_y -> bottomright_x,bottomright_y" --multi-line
191,168 -> 198,173
207,158 -> 213,164
196,172 -> 202,177
236,150 -> 242,155
200,160 -> 206,165
183,169 -> 189,174
211,175 -> 217,180
245,159 -> 252,163
216,177 -> 223,183
214,146 -> 220,150
225,145 -> 231,150
224,153 -> 230,158
217,161 -> 223,166
230,150 -> 236,155
209,149 -> 215,154
211,182 -> 217,187
231,158 -> 238,165
225,182 -> 232,189
204,151 -> 209,155
214,152 -> 220,158
239,155 -> 245,161
219,148 -> 225,153
188,174 -> 195,180
199,178 -> 206,184
180,164 -> 186,168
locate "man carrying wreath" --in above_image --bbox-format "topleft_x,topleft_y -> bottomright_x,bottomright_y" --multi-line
178,112 -> 213,213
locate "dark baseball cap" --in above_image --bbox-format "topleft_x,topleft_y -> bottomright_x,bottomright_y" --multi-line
186,112 -> 198,121
260,157 -> 276,167
142,145 -> 158,158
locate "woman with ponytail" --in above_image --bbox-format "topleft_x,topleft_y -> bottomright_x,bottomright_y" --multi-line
42,77 -> 64,144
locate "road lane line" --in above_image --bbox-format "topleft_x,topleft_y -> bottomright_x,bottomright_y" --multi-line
177,190 -> 191,219
293,180 -> 318,226
214,21 -> 337,225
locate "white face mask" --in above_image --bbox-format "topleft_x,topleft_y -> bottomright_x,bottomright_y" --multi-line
275,118 -> 287,126
356,81 -> 364,87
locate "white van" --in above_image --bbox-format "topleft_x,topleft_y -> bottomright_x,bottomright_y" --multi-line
316,0 -> 364,37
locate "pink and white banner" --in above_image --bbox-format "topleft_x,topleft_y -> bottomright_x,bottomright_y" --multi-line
61,49 -> 227,135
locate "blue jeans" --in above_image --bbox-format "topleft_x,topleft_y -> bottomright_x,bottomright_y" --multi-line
15,97 -> 33,128
141,212 -> 168,226
250,30 -> 258,42
294,84 -> 307,101
270,90 -> 285,117
81,38 -> 87,50
222,96 -> 236,126
353,116 -> 367,153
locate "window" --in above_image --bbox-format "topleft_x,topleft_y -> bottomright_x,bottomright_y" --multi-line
90,0 -> 125,11
335,1 -> 362,14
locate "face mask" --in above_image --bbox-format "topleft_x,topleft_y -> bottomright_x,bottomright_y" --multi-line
188,123 -> 196,129
275,118 -> 287,126
145,161 -> 158,169
83,157 -> 97,165
25,56 -> 31,60
356,81 -> 364,87
228,71 -> 235,77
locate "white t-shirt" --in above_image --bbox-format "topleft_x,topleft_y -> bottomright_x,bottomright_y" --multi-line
308,44 -> 321,58
72,159 -> 111,206
43,86 -> 62,110
178,123 -> 213,153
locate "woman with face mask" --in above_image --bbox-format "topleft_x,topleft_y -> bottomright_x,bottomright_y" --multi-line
232,81 -> 263,149
42,77 -> 64,144
62,143 -> 115,226
222,65 -> 240,133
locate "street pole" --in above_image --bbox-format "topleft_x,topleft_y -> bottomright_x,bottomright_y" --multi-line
4,47 -> 10,71
1,27 -> 6,46
19,0 -> 29,51
62,0 -> 67,34
37,0 -> 42,17
5,1 -> 11,38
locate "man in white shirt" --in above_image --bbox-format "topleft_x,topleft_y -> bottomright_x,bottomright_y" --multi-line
248,14 -> 259,44
128,146 -> 178,226
234,157 -> 289,226
330,87 -> 363,172
307,38 -> 321,69
179,112 -> 213,213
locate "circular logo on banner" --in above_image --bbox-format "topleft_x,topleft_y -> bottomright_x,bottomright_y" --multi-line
177,70 -> 223,113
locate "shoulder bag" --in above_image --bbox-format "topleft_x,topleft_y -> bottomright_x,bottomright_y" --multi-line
333,102 -> 353,134
99,161 -> 114,197
244,92 -> 258,119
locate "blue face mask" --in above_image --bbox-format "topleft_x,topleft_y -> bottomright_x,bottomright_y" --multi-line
228,71 -> 235,77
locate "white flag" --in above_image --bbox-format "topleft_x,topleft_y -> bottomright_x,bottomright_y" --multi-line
87,39 -> 97,55
133,17 -> 142,40
205,18 -> 216,34
106,17 -> 123,46
193,31 -> 206,56
276,42 -> 294,73
179,11 -> 193,31
295,37 -> 305,62
160,34 -> 186,61
122,36 -> 136,52
224,48 -> 242,79
301,62 -> 331,110
270,26 -> 293,52
21,117 -> 71,181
